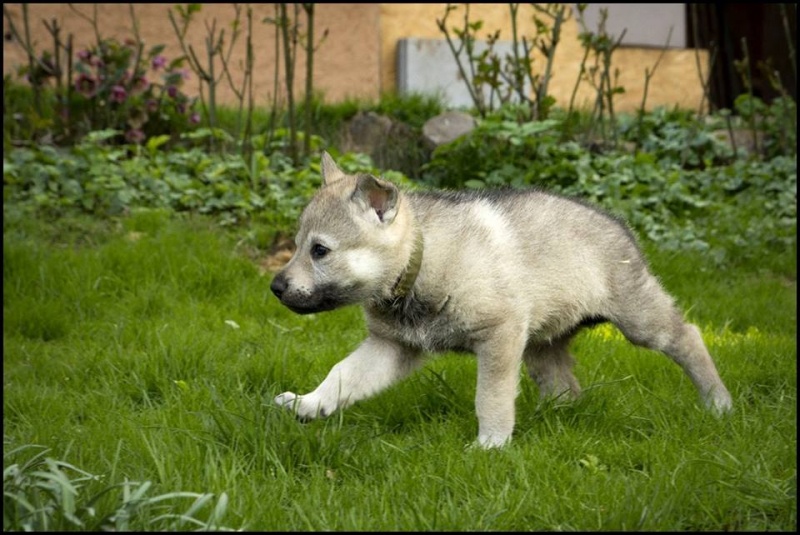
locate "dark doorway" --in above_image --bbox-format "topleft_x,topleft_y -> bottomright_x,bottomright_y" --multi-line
687,3 -> 796,111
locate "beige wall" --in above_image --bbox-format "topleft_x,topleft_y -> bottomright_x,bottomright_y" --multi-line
379,3 -> 545,91
2,3 -> 381,105
380,3 -> 710,113
3,3 -> 707,113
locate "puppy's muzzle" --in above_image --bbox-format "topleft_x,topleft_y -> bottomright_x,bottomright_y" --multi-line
269,273 -> 325,314
270,274 -> 288,300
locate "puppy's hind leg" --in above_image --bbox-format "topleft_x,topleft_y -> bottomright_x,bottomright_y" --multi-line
275,335 -> 422,419
610,278 -> 733,414
524,334 -> 582,402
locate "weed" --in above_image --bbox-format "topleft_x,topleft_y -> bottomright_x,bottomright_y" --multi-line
3,442 -> 238,531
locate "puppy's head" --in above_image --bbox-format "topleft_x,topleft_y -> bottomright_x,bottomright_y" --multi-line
270,152 -> 409,314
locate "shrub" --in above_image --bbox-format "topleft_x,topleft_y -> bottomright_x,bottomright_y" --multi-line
373,92 -> 445,130
733,93 -> 797,159
420,103 -> 796,264
421,107 -> 565,189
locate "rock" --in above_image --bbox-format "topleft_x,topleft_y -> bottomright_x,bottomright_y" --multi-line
422,111 -> 476,148
711,128 -> 766,155
340,111 -> 428,177
341,111 -> 393,155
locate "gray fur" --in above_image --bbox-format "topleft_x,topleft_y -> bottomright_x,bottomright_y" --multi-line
271,152 -> 733,448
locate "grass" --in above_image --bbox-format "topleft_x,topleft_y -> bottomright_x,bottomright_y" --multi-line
3,208 -> 796,530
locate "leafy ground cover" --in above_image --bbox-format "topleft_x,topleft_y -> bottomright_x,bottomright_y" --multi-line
3,205 -> 796,530
5,100 -> 796,268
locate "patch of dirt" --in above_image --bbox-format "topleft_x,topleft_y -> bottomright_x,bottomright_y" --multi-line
255,235 -> 295,275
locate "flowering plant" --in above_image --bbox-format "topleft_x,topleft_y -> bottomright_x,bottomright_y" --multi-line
67,37 -> 199,144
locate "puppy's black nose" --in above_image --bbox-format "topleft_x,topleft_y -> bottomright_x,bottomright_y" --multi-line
270,275 -> 287,299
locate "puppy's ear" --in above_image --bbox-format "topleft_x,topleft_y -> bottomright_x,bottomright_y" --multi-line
320,152 -> 345,185
352,174 -> 399,224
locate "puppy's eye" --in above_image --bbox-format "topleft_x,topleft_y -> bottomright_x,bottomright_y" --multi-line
311,243 -> 330,259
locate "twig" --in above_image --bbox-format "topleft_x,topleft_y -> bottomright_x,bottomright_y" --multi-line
265,3 -> 282,154
602,29 -> 626,148
740,38 -> 760,157
167,7 -> 210,129
778,3 -> 796,85
436,3 -> 485,117
690,4 -> 720,117
507,4 -> 529,110
532,4 -> 568,120
219,4 -> 247,131
568,38 -> 591,118
636,26 -> 673,151
67,4 -> 101,47
279,3 -> 299,163
302,3 -> 315,158
18,4 -> 41,114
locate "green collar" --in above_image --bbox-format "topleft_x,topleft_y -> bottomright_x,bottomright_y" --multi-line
391,229 -> 424,299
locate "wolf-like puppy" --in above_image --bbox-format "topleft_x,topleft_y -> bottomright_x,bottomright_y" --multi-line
270,152 -> 732,448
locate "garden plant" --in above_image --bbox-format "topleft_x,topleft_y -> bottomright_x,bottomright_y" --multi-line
3,3 -> 796,531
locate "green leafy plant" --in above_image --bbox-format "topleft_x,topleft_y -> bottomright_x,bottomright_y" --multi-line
734,93 -> 797,159
3,442 -> 237,531
2,134 -> 414,240
373,92 -> 445,130
421,102 -> 796,264
617,106 -> 735,168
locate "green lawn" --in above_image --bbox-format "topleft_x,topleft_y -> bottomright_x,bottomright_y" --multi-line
3,209 -> 796,530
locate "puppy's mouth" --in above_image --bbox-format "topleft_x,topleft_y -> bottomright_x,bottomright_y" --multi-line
275,282 -> 361,315
280,298 -> 342,315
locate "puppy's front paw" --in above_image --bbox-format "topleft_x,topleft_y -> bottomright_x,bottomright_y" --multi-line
274,391 -> 300,409
705,387 -> 733,416
475,433 -> 512,449
274,391 -> 331,420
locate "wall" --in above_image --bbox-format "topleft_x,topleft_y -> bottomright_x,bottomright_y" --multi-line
3,3 -> 708,113
380,3 -> 710,113
3,3 -> 381,105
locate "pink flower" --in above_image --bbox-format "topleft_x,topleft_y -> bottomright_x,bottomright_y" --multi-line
167,85 -> 178,98
189,112 -> 201,124
77,49 -> 91,62
125,128 -> 145,144
75,74 -> 97,97
127,106 -> 148,129
145,99 -> 159,113
110,85 -> 127,103
152,55 -> 167,70
131,76 -> 149,95
119,71 -> 131,85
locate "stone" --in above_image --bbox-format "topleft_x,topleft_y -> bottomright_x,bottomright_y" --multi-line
341,111 -> 393,155
422,111 -> 476,148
